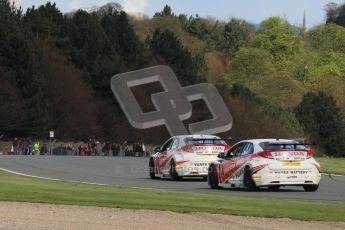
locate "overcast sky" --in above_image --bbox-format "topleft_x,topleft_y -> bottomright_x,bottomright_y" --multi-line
15,0 -> 345,27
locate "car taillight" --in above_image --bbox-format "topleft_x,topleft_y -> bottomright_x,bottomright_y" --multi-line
225,145 -> 231,151
258,151 -> 274,159
307,150 -> 314,159
181,145 -> 194,153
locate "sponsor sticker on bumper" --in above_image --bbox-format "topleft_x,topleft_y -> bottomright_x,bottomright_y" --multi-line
281,162 -> 301,166
274,170 -> 308,175
194,162 -> 209,167
201,155 -> 216,161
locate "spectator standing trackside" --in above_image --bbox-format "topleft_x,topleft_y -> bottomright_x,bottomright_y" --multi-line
33,141 -> 40,155
101,142 -> 105,156
142,143 -> 147,157
40,144 -> 47,155
106,141 -> 110,156
122,141 -> 128,156
28,144 -> 32,155
111,143 -> 116,156
92,140 -> 97,155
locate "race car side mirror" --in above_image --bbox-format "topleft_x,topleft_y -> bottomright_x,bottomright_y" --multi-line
217,152 -> 225,159
226,152 -> 235,159
153,147 -> 161,153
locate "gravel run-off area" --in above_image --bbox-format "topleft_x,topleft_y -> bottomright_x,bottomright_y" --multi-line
0,202 -> 345,230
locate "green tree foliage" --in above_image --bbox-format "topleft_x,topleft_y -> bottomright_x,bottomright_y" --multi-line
325,2 -> 345,27
295,92 -> 345,157
153,5 -> 226,51
310,51 -> 345,80
101,11 -> 145,66
227,47 -> 275,83
0,0 -> 48,136
150,29 -> 205,85
301,24 -> 345,81
5,0 -> 345,146
57,9 -> 147,97
227,48 -> 304,108
0,77 -> 25,135
222,18 -> 252,56
252,17 -> 301,69
60,10 -> 122,96
230,84 -> 302,132
1,1 -> 149,139
183,16 -> 209,39
307,23 -> 345,53
23,2 -> 63,39
180,15 -> 226,51
154,5 -> 174,17
149,14 -> 207,54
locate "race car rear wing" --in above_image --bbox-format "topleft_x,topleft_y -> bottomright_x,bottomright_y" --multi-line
184,138 -> 232,145
261,142 -> 312,150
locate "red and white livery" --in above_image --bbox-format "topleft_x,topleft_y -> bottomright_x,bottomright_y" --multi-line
208,139 -> 321,191
149,135 -> 230,180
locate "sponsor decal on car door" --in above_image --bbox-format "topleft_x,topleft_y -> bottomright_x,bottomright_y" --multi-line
158,150 -> 173,173
220,142 -> 253,183
155,138 -> 174,174
220,159 -> 236,183
220,156 -> 248,183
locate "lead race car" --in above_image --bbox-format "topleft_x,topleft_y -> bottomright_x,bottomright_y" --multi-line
149,135 -> 231,180
208,139 -> 321,191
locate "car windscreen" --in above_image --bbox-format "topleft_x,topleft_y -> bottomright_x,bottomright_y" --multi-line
184,138 -> 227,145
259,142 -> 309,150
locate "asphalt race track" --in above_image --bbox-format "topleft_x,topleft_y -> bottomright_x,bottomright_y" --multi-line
1,156 -> 345,201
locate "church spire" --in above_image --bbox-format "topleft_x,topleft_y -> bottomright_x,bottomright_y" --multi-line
302,10 -> 307,35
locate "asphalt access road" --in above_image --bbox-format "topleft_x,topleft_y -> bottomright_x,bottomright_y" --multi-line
0,155 -> 344,201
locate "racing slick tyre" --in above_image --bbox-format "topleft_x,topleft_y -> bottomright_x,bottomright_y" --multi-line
170,160 -> 181,181
267,186 -> 281,191
149,158 -> 156,179
208,165 -> 219,189
303,184 -> 319,192
243,167 -> 257,191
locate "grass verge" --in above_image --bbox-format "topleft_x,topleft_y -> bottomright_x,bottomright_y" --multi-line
316,157 -> 345,175
1,171 -> 345,221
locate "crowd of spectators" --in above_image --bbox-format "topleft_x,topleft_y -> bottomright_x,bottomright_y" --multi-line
0,138 -> 149,157
1,138 -> 48,155
75,140 -> 148,157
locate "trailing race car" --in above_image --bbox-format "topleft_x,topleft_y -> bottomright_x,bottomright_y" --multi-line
149,135 -> 231,180
208,139 -> 321,191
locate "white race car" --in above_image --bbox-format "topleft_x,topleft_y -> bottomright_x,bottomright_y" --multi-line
149,135 -> 230,180
208,139 -> 321,191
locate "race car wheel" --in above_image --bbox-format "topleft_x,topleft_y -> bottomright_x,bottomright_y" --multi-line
149,158 -> 156,179
243,167 -> 257,191
208,165 -> 219,189
267,186 -> 280,191
170,160 -> 181,181
303,184 -> 319,192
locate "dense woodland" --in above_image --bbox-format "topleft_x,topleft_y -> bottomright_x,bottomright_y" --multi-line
1,1 -> 345,156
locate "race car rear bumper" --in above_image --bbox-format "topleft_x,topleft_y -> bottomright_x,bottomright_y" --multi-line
175,161 -> 210,177
253,170 -> 322,187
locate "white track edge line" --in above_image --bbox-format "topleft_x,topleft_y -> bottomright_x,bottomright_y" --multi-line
2,167 -> 343,191
0,167 -> 167,191
321,173 -> 345,178
0,167 -> 107,186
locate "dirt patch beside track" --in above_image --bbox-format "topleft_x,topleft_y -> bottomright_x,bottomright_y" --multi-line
0,202 -> 344,230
